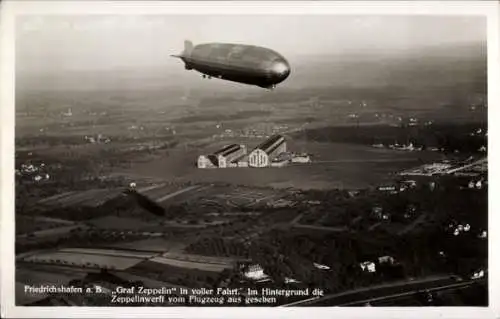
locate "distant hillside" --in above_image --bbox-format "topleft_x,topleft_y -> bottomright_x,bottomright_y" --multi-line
286,42 -> 486,93
16,42 -> 486,102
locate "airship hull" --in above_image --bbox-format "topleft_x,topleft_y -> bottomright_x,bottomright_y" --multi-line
172,41 -> 291,89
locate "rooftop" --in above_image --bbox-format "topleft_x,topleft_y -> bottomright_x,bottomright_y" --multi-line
255,135 -> 284,152
214,144 -> 240,157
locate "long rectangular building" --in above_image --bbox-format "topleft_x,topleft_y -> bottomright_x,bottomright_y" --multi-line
198,144 -> 247,168
216,144 -> 247,168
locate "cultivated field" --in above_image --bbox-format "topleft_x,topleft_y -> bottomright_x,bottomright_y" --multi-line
160,252 -> 237,266
16,224 -> 86,239
16,266 -> 86,286
57,248 -> 159,259
37,188 -> 123,208
150,256 -> 231,273
88,216 -> 159,230
107,238 -> 189,253
127,260 -> 222,284
138,183 -> 217,206
16,215 -> 71,235
211,187 -> 285,207
20,251 -> 146,270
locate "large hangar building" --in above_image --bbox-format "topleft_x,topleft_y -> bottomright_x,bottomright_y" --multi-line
198,144 -> 247,168
248,135 -> 287,168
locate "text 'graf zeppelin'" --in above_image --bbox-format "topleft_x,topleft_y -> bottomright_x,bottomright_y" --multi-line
23,284 -> 325,306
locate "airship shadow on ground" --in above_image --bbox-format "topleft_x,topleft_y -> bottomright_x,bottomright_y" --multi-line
171,40 -> 291,90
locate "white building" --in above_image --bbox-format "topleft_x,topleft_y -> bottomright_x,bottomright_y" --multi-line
248,135 -> 287,168
471,269 -> 485,280
291,154 -> 311,163
243,264 -> 269,281
284,277 -> 300,284
313,262 -> 331,270
378,256 -> 395,265
360,261 -> 376,273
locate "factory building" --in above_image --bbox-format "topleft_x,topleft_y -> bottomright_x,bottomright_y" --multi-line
198,144 -> 247,168
248,135 -> 287,168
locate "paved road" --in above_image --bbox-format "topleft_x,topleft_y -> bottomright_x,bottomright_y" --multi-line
293,224 -> 349,232
137,183 -> 166,193
341,280 -> 482,306
156,185 -> 206,203
280,275 -> 462,307
289,213 -> 304,225
446,157 -> 487,174
306,158 -> 419,164
29,216 -> 76,225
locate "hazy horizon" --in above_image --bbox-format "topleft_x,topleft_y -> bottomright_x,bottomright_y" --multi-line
17,15 -> 486,74
14,15 -> 487,94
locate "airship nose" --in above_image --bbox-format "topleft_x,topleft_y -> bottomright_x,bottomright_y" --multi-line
270,58 -> 291,81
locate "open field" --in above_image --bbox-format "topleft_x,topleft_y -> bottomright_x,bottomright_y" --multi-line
160,252 -> 238,266
88,216 -> 159,230
87,215 -> 212,232
128,259 -> 224,280
210,186 -> 286,207
37,188 -> 123,208
139,184 -> 186,201
123,140 -> 443,190
17,224 -> 87,239
16,267 -> 86,285
137,183 -> 217,206
57,248 -> 159,259
20,251 -> 147,270
150,256 -> 232,273
16,215 -> 72,235
106,238 -> 189,253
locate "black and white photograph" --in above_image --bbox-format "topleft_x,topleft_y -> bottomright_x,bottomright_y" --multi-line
1,1 -> 498,318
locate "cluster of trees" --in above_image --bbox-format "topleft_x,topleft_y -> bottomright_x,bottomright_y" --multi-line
23,194 -> 126,221
126,190 -> 165,217
293,122 -> 487,154
15,217 -> 63,235
185,237 -> 249,258
16,227 -> 148,254
214,182 -> 487,292
240,232 -> 393,293
15,135 -> 89,147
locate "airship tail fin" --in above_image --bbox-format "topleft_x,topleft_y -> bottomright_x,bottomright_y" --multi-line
183,40 -> 194,56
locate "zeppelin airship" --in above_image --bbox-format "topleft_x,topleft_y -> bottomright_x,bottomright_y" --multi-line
171,40 -> 291,89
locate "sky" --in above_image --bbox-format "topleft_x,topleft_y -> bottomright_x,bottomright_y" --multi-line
16,15 -> 486,74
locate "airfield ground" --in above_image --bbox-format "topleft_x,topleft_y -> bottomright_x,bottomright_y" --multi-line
123,140 -> 444,190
